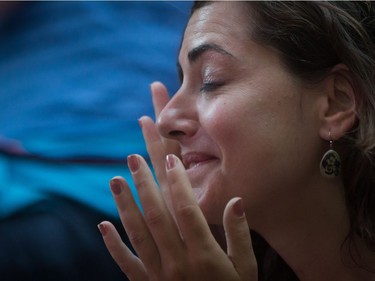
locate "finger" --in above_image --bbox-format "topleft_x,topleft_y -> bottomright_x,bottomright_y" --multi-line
139,116 -> 167,187
128,154 -> 185,260
109,176 -> 161,273
98,221 -> 148,281
150,81 -> 170,119
223,197 -> 257,281
165,154 -> 217,250
150,81 -> 180,156
139,116 -> 174,213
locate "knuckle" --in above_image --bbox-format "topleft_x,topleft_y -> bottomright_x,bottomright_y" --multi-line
192,251 -> 210,266
118,262 -> 132,278
175,203 -> 198,220
144,207 -> 164,227
127,230 -> 148,248
163,260 -> 185,280
231,221 -> 250,239
190,253 -> 217,274
236,225 -> 252,244
134,177 -> 148,191
238,227 -> 251,241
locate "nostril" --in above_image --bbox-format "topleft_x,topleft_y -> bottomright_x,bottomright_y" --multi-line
169,130 -> 185,137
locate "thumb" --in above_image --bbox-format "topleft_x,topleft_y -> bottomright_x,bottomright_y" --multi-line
223,197 -> 258,281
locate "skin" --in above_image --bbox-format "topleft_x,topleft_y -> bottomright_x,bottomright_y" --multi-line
158,2 -> 327,228
99,2 -> 374,280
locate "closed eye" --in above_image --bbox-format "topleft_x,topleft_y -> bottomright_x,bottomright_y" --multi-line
200,81 -> 224,92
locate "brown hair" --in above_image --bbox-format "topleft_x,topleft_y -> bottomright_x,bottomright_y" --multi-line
191,0 -> 375,277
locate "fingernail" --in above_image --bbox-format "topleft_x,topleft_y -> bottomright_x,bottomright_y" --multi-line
166,154 -> 176,170
110,178 -> 122,195
127,154 -> 140,173
138,118 -> 143,128
233,198 -> 244,217
98,223 -> 107,236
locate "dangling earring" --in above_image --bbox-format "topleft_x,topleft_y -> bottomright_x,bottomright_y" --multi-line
320,130 -> 341,178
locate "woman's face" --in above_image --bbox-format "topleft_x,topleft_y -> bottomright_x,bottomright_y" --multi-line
157,2 -> 325,226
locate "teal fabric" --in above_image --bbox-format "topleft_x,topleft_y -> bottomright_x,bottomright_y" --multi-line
0,1 -> 191,217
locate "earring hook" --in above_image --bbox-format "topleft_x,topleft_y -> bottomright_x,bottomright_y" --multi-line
329,130 -> 333,149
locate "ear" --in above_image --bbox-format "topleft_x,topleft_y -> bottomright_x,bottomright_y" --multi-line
319,64 -> 358,141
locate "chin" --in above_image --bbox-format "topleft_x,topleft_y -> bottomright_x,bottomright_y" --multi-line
194,187 -> 224,225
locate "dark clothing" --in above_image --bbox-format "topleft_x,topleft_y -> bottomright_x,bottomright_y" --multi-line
0,195 -> 131,281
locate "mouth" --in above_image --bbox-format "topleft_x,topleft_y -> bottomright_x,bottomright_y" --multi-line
180,151 -> 220,202
181,152 -> 218,171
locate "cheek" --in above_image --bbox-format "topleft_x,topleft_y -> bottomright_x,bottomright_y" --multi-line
200,101 -> 250,157
205,98 -> 273,165
201,92 -> 303,191
200,99 -> 272,193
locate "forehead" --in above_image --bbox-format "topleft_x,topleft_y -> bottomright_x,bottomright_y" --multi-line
180,2 -> 252,60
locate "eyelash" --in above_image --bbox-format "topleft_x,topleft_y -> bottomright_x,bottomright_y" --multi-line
200,81 -> 224,93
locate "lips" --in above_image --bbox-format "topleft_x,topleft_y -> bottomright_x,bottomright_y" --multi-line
181,152 -> 218,170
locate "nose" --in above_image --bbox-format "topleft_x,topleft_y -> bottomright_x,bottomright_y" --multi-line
156,89 -> 199,141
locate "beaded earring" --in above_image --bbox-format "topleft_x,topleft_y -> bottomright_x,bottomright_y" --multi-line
320,131 -> 341,178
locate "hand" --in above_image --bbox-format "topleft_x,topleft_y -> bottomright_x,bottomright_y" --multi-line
99,154 -> 257,281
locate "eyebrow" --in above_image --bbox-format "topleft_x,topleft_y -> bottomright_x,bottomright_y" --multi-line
177,43 -> 235,82
188,43 -> 234,63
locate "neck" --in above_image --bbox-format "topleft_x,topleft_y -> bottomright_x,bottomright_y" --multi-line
253,178 -> 375,281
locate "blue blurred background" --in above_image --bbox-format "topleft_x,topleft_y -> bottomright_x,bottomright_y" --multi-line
0,2 -> 192,280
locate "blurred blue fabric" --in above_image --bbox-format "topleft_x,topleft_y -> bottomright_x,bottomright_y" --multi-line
0,1 -> 191,218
